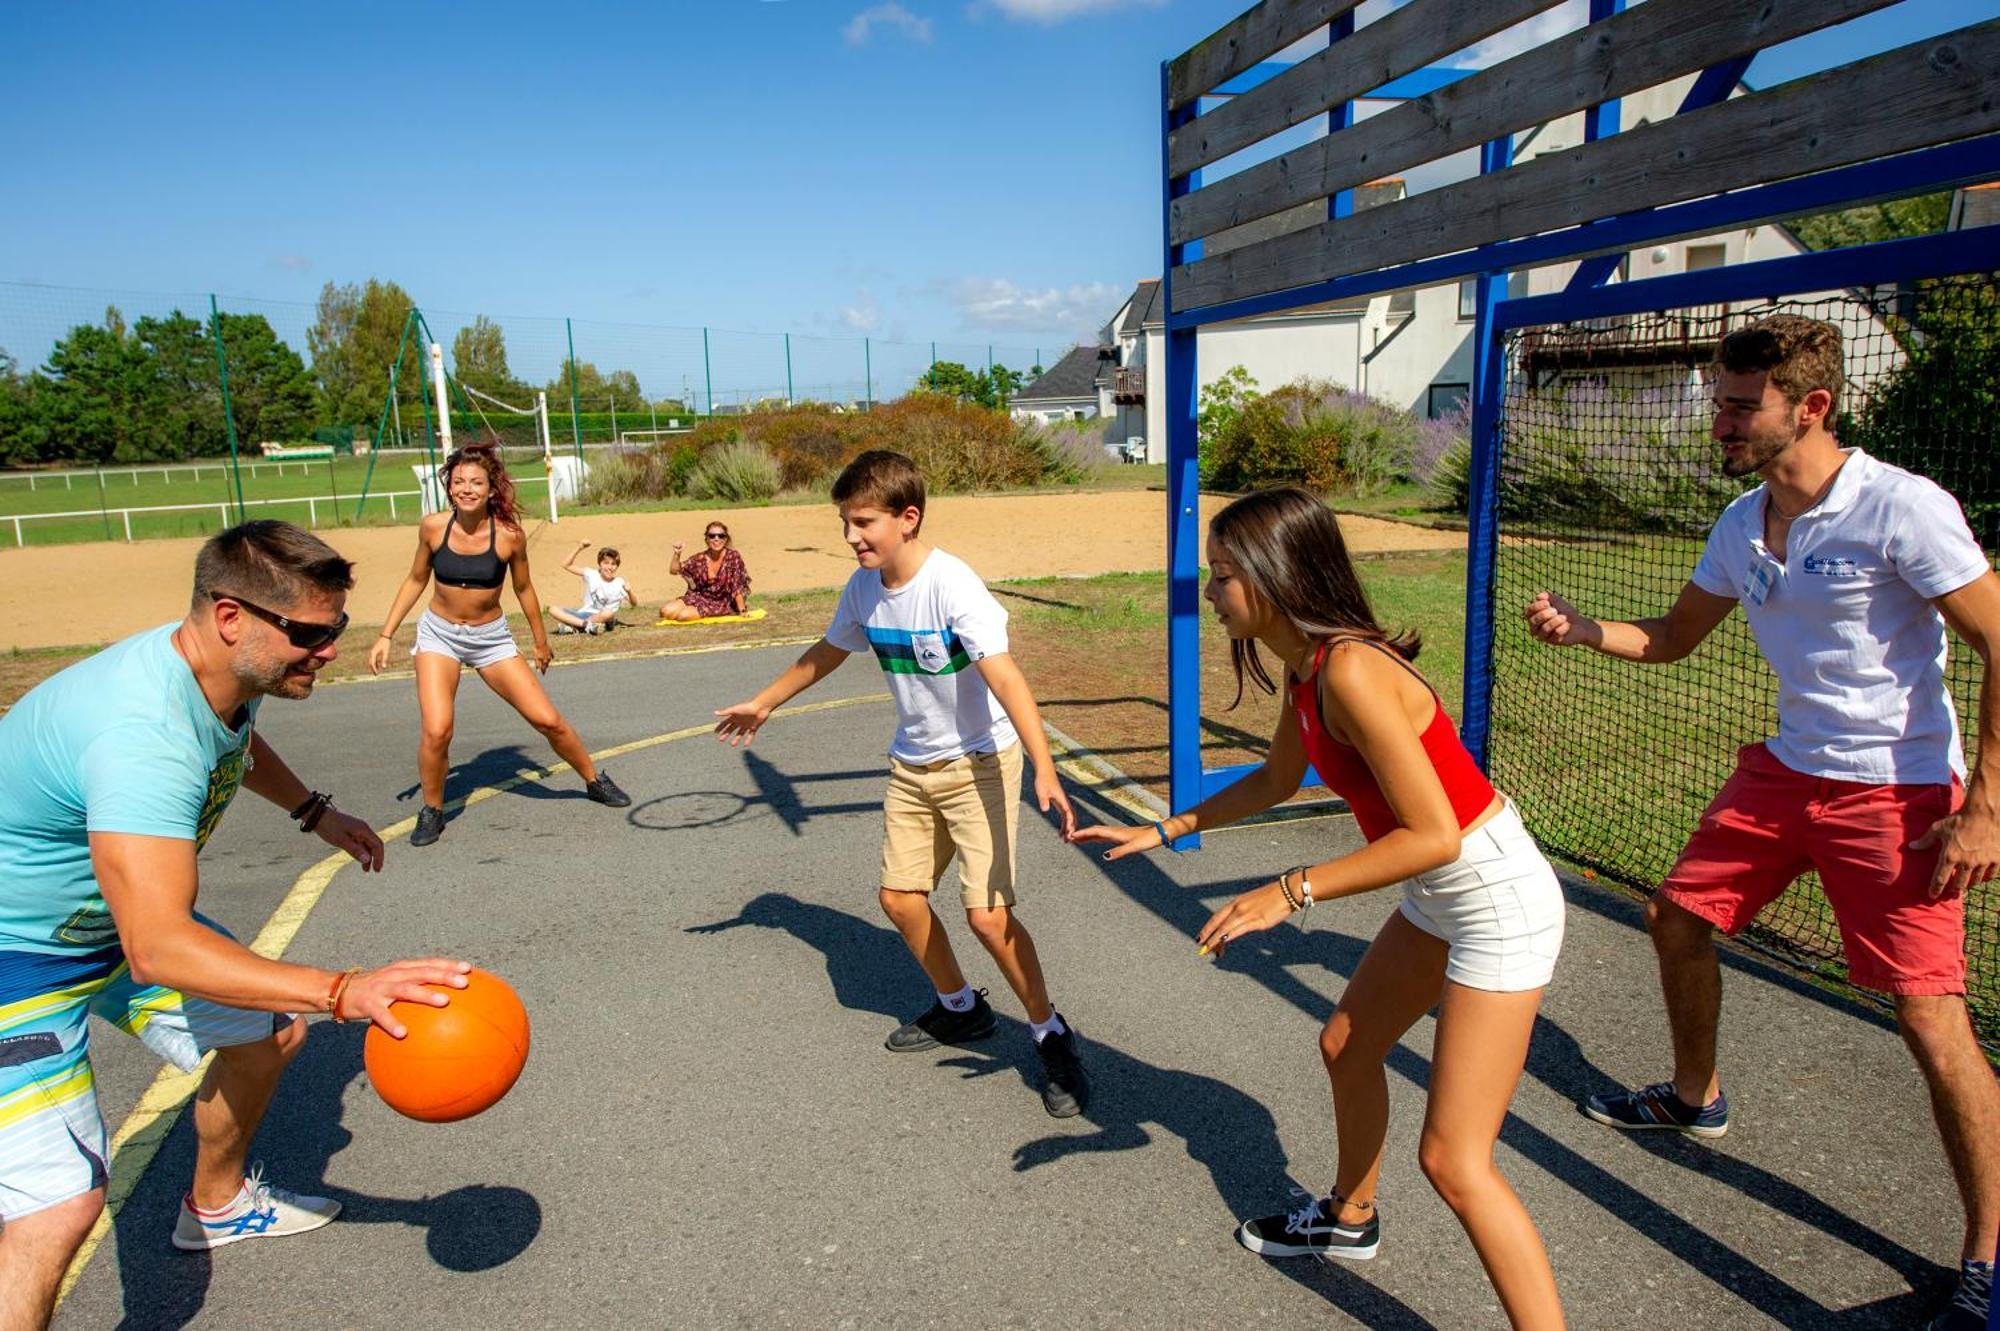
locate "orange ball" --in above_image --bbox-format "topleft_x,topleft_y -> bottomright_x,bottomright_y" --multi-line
363,968 -> 530,1123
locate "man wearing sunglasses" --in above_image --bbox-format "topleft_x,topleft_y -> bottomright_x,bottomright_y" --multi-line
0,520 -> 470,1327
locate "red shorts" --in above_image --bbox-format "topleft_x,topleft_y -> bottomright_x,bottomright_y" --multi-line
1660,742 -> 1965,996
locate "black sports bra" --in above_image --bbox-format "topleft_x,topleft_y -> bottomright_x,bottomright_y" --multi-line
431,517 -> 507,589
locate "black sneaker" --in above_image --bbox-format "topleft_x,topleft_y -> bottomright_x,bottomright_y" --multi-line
410,805 -> 446,847
884,990 -> 995,1052
585,771 -> 631,808
1929,1260 -> 1993,1330
1236,1191 -> 1380,1261
1034,1023 -> 1090,1118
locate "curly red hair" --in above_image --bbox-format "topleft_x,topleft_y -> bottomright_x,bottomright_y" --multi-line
437,440 -> 520,530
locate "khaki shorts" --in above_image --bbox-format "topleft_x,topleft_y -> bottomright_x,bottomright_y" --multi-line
881,743 -> 1023,910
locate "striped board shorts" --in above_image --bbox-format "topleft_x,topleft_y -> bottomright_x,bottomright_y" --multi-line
0,922 -> 284,1221
412,609 -> 519,670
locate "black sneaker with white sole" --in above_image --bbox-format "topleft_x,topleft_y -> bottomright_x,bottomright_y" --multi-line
410,805 -> 446,847
885,990 -> 996,1052
1034,1023 -> 1090,1118
1236,1192 -> 1380,1261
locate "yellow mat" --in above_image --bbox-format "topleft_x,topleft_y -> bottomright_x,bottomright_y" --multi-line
655,607 -> 768,627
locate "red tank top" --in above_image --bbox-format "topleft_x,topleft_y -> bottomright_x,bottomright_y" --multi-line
1288,637 -> 1497,844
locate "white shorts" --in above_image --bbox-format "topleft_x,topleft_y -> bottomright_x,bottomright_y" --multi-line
1398,801 -> 1565,992
413,609 -> 518,669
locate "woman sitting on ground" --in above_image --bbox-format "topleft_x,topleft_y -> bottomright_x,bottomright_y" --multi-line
661,521 -> 751,622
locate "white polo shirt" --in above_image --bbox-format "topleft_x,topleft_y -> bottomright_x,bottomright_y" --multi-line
1690,449 -> 1990,785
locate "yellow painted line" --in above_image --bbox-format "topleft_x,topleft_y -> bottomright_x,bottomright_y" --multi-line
54,689 -> 889,1307
320,633 -> 823,688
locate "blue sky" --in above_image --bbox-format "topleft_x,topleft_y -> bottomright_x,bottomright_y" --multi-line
3,0 -> 1993,383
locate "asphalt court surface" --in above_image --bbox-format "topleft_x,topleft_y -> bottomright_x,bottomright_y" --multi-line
53,642 -> 1970,1328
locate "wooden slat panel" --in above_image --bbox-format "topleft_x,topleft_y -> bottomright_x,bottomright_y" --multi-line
1169,0 -> 1555,179
1172,22 -> 2000,313
1168,0 -> 1364,112
1171,0 -> 1899,247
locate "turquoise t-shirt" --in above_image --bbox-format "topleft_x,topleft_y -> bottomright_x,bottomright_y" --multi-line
0,624 -> 259,962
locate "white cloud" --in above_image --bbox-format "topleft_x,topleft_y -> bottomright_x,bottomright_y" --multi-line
1455,0 -> 1588,68
844,3 -> 932,44
269,254 -> 312,272
942,277 -> 1123,334
837,288 -> 881,333
981,0 -> 1162,21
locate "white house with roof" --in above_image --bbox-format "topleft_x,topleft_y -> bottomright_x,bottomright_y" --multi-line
1060,73 -> 1906,464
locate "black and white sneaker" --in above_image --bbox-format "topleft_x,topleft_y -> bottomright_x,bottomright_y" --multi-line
1034,1023 -> 1090,1118
1236,1190 -> 1380,1261
585,771 -> 631,807
1928,1260 -> 1993,1330
885,990 -> 996,1052
410,805 -> 446,847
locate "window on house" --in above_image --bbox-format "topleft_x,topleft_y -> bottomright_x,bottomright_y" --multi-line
1427,383 -> 1469,418
1685,243 -> 1727,272
1457,279 -> 1478,321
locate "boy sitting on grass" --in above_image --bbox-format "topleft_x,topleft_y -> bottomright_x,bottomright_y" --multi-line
551,542 -> 633,635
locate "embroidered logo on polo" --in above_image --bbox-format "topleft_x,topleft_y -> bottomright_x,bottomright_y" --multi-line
1802,554 -> 1864,577
865,626 -> 973,676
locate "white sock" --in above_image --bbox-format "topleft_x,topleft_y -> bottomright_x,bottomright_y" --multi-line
1030,1010 -> 1068,1043
939,985 -> 976,1013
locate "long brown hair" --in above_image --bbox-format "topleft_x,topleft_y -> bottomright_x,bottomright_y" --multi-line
437,441 -> 520,530
1210,486 -> 1419,708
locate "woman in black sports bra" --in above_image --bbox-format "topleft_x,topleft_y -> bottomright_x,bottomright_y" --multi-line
367,442 -> 629,845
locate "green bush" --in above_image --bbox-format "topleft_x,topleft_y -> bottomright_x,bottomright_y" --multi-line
687,440 -> 781,503
1203,379 -> 1418,495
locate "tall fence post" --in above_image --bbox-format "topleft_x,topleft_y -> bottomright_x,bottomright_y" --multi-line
701,327 -> 713,418
566,318 -> 584,462
784,333 -> 793,405
352,306 -> 417,523
209,295 -> 247,522
864,338 -> 872,408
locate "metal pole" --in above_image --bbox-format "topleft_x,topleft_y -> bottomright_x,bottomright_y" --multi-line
429,343 -> 454,455
784,333 -> 793,405
864,338 -> 872,408
1162,62 -> 1204,845
566,318 -> 584,461
539,390 -> 558,524
209,295 -> 247,522
702,327 -> 713,417
1459,131 -> 1517,772
352,306 -> 416,522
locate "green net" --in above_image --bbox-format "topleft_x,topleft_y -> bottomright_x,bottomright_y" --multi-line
1489,272 -> 2000,1038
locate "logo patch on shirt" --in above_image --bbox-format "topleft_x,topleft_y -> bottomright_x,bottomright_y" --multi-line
1802,554 -> 1864,577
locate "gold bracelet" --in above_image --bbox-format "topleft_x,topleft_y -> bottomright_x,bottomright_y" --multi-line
1277,870 -> 1301,912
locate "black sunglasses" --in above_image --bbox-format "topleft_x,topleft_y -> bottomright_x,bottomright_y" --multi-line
704,531 -> 728,540
212,591 -> 350,651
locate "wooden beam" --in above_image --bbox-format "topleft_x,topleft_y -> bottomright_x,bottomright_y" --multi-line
1169,0 -> 1556,179
1167,0 -> 1364,113
1171,22 -> 2000,313
1171,0 -> 1898,247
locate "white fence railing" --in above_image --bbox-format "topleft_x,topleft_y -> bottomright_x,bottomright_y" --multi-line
1,474 -> 555,547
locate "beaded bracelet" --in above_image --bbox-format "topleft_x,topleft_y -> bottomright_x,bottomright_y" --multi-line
1277,870 -> 1302,912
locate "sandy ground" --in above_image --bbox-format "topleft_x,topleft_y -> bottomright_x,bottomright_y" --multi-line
0,491 -> 1459,652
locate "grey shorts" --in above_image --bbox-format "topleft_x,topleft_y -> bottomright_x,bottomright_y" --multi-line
413,609 -> 519,669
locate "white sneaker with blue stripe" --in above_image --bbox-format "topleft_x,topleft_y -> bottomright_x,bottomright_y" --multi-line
171,1165 -> 340,1251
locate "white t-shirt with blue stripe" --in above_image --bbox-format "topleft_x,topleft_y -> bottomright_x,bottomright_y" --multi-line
826,549 -> 1018,765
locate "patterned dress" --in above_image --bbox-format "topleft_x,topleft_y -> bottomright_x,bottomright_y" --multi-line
681,547 -> 751,617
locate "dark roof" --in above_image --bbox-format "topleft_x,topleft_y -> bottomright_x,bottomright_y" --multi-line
1118,280 -> 1162,337
1015,344 -> 1104,403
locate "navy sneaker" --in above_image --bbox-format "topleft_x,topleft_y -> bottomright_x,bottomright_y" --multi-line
1928,1260 -> 1992,1330
885,990 -> 996,1052
1236,1190 -> 1379,1261
1583,1081 -> 1729,1139
409,805 -> 446,847
1034,1023 -> 1090,1118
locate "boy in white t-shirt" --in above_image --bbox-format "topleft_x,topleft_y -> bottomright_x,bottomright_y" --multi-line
1525,314 -> 2000,1330
715,450 -> 1091,1117
551,543 -> 634,635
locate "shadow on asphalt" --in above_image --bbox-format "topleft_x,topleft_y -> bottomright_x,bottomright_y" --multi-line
1058,781 -> 1950,1329
391,743 -> 593,808
106,1023 -> 541,1330
685,889 -> 1440,1329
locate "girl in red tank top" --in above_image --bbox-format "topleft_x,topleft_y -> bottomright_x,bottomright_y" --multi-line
1075,488 -> 1566,1328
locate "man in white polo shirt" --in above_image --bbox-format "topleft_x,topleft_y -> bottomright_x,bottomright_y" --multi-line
1525,314 -> 2000,1330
